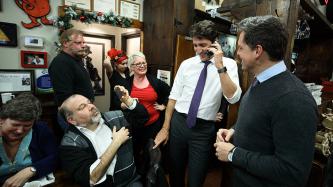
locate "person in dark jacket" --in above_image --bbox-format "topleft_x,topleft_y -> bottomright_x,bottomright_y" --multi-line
0,93 -> 57,186
58,94 -> 142,187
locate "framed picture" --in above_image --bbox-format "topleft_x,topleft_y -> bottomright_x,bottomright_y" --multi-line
21,50 -> 48,68
0,69 -> 34,93
85,41 -> 105,96
218,33 -> 237,59
92,0 -> 116,13
24,36 -> 44,48
0,22 -> 18,47
119,0 -> 140,20
35,69 -> 54,94
64,0 -> 92,11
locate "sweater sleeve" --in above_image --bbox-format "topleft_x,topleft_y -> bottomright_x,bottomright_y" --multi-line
59,144 -> 95,187
156,77 -> 171,105
232,92 -> 318,186
30,122 -> 57,179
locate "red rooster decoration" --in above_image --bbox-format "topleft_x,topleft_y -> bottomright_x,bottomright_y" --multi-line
15,0 -> 53,29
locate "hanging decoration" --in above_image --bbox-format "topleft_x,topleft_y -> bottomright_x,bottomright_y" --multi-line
53,5 -> 132,33
15,0 -> 53,29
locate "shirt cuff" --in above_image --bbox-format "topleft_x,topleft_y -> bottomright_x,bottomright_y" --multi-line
224,85 -> 242,104
89,159 -> 107,186
127,99 -> 138,110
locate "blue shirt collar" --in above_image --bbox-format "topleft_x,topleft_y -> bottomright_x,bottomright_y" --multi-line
256,61 -> 287,83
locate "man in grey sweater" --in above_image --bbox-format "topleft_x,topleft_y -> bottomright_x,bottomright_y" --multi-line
214,15 -> 318,187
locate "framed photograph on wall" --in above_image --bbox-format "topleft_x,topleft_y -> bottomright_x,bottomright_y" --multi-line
92,0 -> 116,13
218,33 -> 237,59
0,22 -> 18,47
85,41 -> 105,96
21,50 -> 48,68
119,0 -> 140,20
63,0 -> 91,11
0,69 -> 34,93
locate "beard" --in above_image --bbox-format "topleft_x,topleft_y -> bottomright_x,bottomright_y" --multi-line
91,112 -> 101,124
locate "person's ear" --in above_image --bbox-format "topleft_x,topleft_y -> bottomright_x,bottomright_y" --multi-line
255,45 -> 263,58
67,116 -> 77,125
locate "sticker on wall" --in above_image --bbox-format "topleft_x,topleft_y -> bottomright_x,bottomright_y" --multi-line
15,0 -> 53,29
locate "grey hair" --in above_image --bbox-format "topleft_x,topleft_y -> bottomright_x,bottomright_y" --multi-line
128,51 -> 146,67
58,94 -> 78,121
0,92 -> 41,121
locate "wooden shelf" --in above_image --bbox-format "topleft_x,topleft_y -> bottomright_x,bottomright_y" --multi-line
301,0 -> 333,37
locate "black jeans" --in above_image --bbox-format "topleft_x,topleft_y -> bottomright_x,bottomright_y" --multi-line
169,111 -> 215,187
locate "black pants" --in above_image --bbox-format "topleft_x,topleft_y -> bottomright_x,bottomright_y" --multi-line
169,111 -> 215,187
132,119 -> 162,175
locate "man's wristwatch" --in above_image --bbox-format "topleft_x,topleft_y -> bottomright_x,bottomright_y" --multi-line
217,66 -> 227,74
227,147 -> 236,162
30,166 -> 37,173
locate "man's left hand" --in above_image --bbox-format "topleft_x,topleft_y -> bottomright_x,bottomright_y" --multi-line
153,128 -> 169,149
214,141 -> 235,162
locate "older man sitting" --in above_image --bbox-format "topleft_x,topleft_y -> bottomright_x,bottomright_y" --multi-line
58,89 -> 143,187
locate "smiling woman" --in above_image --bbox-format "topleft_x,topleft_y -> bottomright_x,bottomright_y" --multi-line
0,93 -> 57,186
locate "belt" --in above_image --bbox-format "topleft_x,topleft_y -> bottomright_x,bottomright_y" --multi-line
175,110 -> 215,123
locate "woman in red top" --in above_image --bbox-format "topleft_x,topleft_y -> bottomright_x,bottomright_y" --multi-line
121,51 -> 170,183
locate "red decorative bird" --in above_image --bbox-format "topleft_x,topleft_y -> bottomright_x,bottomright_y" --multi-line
15,0 -> 53,29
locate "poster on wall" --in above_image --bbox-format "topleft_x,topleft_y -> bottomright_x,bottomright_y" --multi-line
0,22 -> 17,47
0,70 -> 34,93
35,69 -> 53,94
93,0 -> 116,14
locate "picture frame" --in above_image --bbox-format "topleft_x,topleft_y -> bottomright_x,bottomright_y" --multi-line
21,50 -> 48,68
0,22 -> 18,47
92,0 -> 116,14
24,36 -> 44,48
0,69 -> 34,93
63,0 -> 92,11
85,41 -> 105,96
218,33 -> 237,59
119,0 -> 140,20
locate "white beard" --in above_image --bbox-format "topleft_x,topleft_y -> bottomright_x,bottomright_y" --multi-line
91,112 -> 102,124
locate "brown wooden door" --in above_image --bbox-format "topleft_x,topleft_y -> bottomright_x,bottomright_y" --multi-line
174,35 -> 195,78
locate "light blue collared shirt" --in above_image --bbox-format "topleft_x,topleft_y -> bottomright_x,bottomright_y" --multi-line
256,61 -> 287,83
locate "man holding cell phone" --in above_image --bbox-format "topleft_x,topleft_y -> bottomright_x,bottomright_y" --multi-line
153,20 -> 242,187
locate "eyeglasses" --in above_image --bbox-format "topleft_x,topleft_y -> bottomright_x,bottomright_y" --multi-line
132,62 -> 147,67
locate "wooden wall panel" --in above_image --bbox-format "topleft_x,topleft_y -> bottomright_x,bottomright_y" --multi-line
143,0 -> 175,75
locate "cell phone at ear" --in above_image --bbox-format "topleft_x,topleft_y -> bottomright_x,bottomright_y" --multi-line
205,50 -> 214,58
